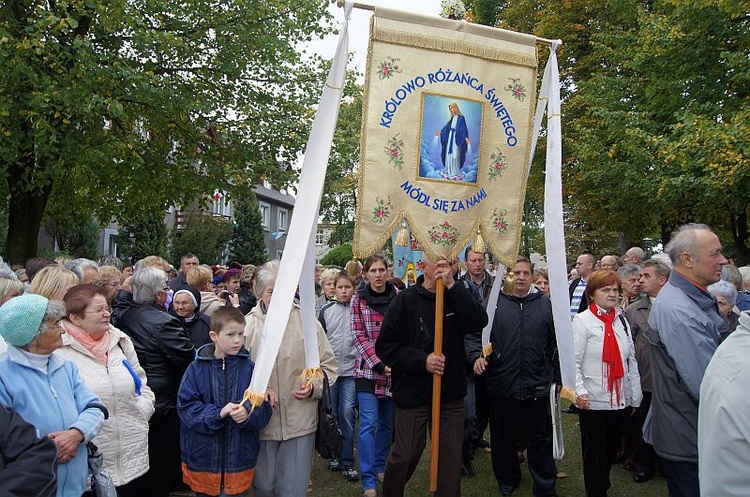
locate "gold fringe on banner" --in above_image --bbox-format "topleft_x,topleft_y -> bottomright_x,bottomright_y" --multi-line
373,27 -> 538,68
395,220 -> 410,247
301,366 -> 323,390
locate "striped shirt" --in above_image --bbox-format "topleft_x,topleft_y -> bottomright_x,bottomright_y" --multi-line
570,278 -> 587,318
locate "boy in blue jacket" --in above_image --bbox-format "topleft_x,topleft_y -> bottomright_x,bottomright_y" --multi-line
178,306 -> 275,497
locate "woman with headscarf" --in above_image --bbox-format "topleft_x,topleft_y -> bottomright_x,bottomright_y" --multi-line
57,284 -> 155,496
0,294 -> 106,497
244,260 -> 338,497
170,286 -> 212,348
573,270 -> 642,497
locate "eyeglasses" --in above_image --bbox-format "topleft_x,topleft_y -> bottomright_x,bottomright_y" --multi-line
45,320 -> 64,330
84,307 -> 111,315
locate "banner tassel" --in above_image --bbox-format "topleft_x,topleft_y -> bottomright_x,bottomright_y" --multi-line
301,366 -> 323,390
482,343 -> 493,359
395,220 -> 410,247
241,388 -> 267,414
472,227 -> 486,254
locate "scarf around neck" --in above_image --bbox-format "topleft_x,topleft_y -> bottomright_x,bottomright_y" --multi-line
64,320 -> 110,365
589,302 -> 624,407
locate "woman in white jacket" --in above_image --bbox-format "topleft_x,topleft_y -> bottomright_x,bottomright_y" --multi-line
573,270 -> 642,497
57,284 -> 155,496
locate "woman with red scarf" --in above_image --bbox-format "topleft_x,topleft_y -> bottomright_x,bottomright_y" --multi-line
573,270 -> 642,497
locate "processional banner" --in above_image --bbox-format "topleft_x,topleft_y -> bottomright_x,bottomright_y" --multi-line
354,8 -> 538,265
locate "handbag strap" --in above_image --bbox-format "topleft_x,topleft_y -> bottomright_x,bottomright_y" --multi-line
321,370 -> 333,407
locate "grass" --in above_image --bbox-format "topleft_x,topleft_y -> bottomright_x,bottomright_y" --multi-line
307,411 -> 668,496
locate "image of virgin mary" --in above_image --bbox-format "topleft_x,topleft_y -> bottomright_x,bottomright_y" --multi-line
435,102 -> 469,180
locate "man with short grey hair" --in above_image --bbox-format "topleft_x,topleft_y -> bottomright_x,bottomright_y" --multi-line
624,247 -> 646,265
112,266 -> 194,496
623,259 -> 670,483
64,258 -> 99,285
599,255 -> 619,271
646,224 -> 728,497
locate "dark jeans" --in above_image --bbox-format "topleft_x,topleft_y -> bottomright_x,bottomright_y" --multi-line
141,409 -> 183,497
662,459 -> 699,497
472,373 -> 490,444
383,400 -> 464,497
578,408 -> 629,497
489,397 -> 557,496
463,376 -> 476,460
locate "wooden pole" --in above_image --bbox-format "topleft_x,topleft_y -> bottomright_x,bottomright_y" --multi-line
429,277 -> 445,492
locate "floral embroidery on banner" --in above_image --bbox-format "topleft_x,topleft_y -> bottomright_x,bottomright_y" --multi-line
377,57 -> 402,80
428,221 -> 460,246
487,148 -> 509,181
371,196 -> 392,223
505,77 -> 526,101
384,133 -> 405,170
491,208 -> 509,234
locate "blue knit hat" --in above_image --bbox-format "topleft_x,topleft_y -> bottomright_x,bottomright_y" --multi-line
0,294 -> 49,347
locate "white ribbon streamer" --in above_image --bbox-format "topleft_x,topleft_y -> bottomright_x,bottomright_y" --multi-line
248,1 -> 352,395
540,42 -> 576,393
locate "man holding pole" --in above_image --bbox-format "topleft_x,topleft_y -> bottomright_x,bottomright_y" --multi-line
376,257 -> 487,497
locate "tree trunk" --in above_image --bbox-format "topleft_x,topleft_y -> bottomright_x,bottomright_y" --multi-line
5,155 -> 53,265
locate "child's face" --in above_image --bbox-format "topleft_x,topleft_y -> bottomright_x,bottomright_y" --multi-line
211,321 -> 245,358
335,278 -> 354,303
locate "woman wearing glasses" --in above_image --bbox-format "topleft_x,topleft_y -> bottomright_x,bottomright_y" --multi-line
57,284 -> 155,496
0,294 -> 106,497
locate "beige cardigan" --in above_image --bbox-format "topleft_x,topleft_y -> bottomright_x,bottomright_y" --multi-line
244,304 -> 338,441
57,324 -> 155,486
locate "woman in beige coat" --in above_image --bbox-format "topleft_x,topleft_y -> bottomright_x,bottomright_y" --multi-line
245,260 -> 338,497
57,284 -> 155,496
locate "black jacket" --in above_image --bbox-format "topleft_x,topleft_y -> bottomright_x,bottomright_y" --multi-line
473,290 -> 560,400
170,309 -> 212,348
238,287 -> 257,315
0,405 -> 58,497
376,276 -> 487,409
112,299 -> 195,412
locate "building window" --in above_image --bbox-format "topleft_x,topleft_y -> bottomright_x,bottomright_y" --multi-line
277,208 -> 289,231
212,191 -> 231,217
259,202 -> 270,230
316,230 -> 325,246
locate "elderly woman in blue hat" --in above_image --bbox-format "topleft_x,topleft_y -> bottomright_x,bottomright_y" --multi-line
0,294 -> 106,497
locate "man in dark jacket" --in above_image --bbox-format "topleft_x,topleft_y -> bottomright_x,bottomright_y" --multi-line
376,257 -> 487,497
112,266 -> 195,497
472,257 -> 559,497
0,405 -> 58,496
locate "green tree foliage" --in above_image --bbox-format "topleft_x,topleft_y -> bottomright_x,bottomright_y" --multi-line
486,0 -> 749,261
321,243 -> 353,267
171,214 -> 233,266
228,193 -> 267,265
45,215 -> 99,259
321,79 -> 362,248
119,211 -> 170,262
0,0 -> 332,263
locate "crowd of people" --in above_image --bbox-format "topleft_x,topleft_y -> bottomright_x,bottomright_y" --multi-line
0,222 -> 749,497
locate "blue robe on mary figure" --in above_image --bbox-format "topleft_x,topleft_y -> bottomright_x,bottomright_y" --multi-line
440,114 -> 469,171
